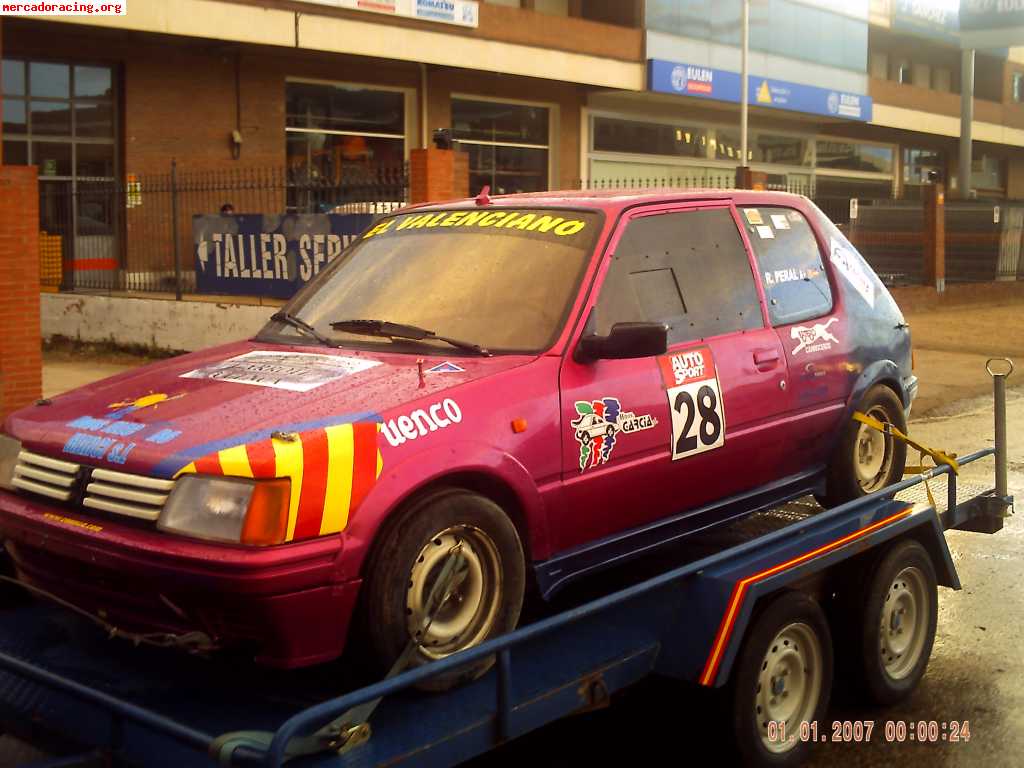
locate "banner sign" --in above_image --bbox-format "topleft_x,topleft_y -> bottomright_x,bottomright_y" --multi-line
958,0 -> 1024,48
298,0 -> 479,28
648,59 -> 872,122
192,213 -> 373,299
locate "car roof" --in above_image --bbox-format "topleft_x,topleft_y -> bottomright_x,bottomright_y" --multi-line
403,189 -> 810,215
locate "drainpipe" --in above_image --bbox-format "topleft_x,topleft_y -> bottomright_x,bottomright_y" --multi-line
958,49 -> 975,199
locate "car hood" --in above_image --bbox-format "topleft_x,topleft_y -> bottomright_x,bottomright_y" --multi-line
5,341 -> 533,478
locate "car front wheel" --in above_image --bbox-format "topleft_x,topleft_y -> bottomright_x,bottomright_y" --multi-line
363,488 -> 525,691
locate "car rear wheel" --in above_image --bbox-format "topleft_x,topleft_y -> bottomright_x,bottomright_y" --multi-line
363,488 -> 525,691
821,385 -> 907,507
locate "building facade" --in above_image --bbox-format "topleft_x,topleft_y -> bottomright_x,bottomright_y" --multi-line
1,0 -> 1023,254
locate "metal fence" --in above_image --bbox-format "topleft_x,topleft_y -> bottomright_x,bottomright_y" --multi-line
39,163 -> 408,296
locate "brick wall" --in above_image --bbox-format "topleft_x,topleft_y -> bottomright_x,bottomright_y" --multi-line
0,166 -> 41,423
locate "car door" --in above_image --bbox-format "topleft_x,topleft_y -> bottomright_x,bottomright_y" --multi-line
555,203 -> 791,554
737,204 -> 846,474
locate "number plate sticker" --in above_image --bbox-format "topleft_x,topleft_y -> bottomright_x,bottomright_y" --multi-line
658,346 -> 726,461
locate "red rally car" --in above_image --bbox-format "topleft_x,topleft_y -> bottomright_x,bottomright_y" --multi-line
0,190 -> 915,688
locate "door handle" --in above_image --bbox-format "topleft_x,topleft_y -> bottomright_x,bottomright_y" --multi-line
753,349 -> 779,370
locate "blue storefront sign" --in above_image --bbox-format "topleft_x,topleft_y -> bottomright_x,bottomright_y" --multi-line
192,213 -> 373,299
648,59 -> 872,123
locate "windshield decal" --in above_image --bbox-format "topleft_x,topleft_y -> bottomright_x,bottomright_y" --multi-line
180,351 -> 379,392
363,210 -> 590,240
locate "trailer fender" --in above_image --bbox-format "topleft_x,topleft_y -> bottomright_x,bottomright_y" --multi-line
656,501 -> 958,688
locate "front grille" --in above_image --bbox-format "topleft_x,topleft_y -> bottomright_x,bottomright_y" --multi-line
12,451 -> 79,501
12,449 -> 175,523
84,469 -> 175,521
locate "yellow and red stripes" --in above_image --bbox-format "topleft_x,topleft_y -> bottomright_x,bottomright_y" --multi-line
698,506 -> 914,686
175,422 -> 382,542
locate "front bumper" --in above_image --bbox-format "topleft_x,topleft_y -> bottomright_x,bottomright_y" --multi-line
0,489 -> 360,668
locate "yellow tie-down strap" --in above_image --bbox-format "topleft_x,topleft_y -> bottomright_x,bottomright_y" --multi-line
852,410 -> 959,510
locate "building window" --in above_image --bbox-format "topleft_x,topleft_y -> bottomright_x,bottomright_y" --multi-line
285,80 -> 407,211
816,140 -> 894,175
1013,72 -> 1024,103
593,116 -> 709,158
972,153 -> 1005,192
452,97 -> 550,194
2,57 -> 117,276
903,148 -> 944,186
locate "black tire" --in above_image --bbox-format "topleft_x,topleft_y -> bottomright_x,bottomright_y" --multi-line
821,384 -> 907,507
363,488 -> 525,691
841,539 -> 938,706
730,591 -> 833,768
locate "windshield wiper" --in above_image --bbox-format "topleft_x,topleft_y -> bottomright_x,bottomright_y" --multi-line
271,310 -> 337,348
329,319 -> 492,356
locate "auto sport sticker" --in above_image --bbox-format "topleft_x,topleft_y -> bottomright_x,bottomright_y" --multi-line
180,351 -> 379,392
829,237 -> 875,308
658,347 -> 726,461
791,318 -> 839,355
380,399 -> 463,447
571,397 -> 657,472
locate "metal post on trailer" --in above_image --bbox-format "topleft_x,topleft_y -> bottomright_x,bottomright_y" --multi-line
988,358 -> 1014,504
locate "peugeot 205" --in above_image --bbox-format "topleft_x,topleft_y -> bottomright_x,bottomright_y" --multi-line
0,190 -> 915,688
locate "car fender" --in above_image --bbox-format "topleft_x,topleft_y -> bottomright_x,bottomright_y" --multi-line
335,438 -> 549,582
846,358 -> 906,414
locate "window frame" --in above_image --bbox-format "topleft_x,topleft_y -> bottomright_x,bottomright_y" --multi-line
590,200 -> 770,350
738,204 -> 835,328
451,92 -> 558,193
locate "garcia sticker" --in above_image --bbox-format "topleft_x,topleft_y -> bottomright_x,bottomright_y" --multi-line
658,347 -> 726,461
180,351 -> 379,392
571,397 -> 657,472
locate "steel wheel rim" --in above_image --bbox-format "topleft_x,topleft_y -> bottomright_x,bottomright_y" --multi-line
855,405 -> 894,491
756,622 -> 823,754
406,525 -> 502,659
879,566 -> 929,680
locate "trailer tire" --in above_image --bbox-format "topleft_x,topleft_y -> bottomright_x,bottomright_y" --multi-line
730,591 -> 833,767
364,488 -> 525,692
848,539 -> 937,706
821,384 -> 907,507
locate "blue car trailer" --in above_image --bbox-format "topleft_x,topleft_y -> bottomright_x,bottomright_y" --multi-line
0,361 -> 1015,768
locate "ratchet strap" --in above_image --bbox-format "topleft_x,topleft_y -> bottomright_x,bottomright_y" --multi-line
852,410 -> 959,509
211,545 -> 468,765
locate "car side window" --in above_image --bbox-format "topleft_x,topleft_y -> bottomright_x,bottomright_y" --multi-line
594,208 -> 763,346
740,206 -> 833,327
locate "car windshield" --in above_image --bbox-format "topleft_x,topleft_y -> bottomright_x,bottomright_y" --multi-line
269,208 -> 601,354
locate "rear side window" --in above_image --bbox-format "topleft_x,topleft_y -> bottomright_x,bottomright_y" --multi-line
594,207 -> 763,345
740,206 -> 832,326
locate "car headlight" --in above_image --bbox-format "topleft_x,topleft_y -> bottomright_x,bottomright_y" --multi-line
158,475 -> 290,546
0,434 -> 22,491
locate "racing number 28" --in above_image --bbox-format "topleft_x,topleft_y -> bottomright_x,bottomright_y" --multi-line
668,378 -> 726,461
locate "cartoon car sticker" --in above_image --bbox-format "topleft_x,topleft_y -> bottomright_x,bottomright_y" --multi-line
658,347 -> 726,461
180,351 -> 379,392
571,397 -> 657,472
790,318 -> 839,355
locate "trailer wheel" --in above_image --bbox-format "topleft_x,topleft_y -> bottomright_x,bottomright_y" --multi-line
364,488 -> 525,692
731,591 -> 833,767
821,385 -> 907,507
848,539 -> 937,706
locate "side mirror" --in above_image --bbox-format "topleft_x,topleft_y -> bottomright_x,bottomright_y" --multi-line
574,322 -> 668,363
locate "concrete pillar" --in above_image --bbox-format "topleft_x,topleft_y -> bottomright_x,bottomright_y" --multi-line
923,183 -> 946,293
0,166 -> 42,422
409,148 -> 470,204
